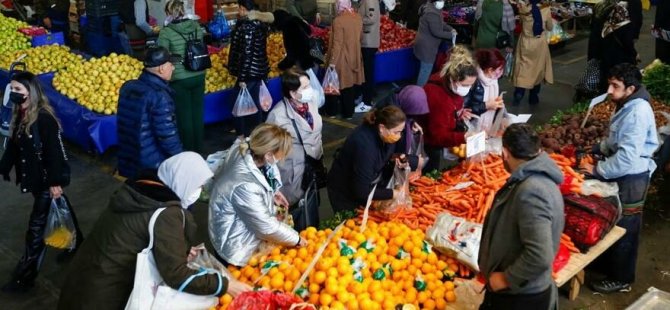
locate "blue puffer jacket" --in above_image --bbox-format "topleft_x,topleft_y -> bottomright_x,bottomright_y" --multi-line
117,70 -> 183,178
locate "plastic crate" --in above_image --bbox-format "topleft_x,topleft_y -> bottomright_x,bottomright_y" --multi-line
31,32 -> 65,47
86,0 -> 118,18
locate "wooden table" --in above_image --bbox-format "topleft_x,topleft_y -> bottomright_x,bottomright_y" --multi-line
555,226 -> 627,300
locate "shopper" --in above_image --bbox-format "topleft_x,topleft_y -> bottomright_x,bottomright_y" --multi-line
393,85 -> 428,170
413,0 -> 456,86
272,9 -> 316,71
653,0 -> 670,63
58,152 -> 251,310
119,0 -> 155,59
474,0 -> 516,49
117,46 -> 183,179
401,0 -> 425,30
0,71 -> 84,292
324,0 -> 365,119
511,0 -> 553,106
285,0 -> 320,25
579,63 -> 659,294
479,123 -> 564,310
157,0 -> 207,153
209,124 -> 305,267
228,0 -> 274,138
266,68 -> 324,208
625,0 -> 643,40
35,0 -> 70,42
419,45 -> 478,172
356,0 -> 381,112
465,49 -> 506,115
328,106 -> 418,212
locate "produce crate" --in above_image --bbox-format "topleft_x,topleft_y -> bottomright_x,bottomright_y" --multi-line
85,0 -> 118,18
31,32 -> 65,47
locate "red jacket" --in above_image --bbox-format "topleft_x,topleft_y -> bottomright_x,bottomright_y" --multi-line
420,73 -> 466,148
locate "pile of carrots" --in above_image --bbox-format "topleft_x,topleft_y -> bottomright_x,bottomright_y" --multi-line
560,233 -> 580,253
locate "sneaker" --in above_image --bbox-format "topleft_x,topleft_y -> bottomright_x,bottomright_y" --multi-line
591,280 -> 632,294
355,103 -> 372,113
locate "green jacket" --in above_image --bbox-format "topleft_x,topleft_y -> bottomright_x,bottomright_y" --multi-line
157,19 -> 206,81
58,178 -> 226,310
35,0 -> 70,19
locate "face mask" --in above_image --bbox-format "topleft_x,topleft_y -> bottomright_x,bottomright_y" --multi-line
381,127 -> 402,144
182,187 -> 202,208
297,87 -> 315,103
263,154 -> 283,192
435,1 -> 445,10
451,81 -> 471,97
9,92 -> 26,105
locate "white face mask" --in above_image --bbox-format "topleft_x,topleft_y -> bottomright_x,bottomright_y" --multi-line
435,1 -> 445,10
297,87 -> 315,103
451,81 -> 472,97
182,187 -> 202,208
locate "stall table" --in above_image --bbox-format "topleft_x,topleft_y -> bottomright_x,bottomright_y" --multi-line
555,226 -> 626,300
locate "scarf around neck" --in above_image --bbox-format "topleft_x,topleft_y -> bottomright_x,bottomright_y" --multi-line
602,2 -> 631,38
477,67 -> 500,103
287,99 -> 314,129
530,0 -> 543,37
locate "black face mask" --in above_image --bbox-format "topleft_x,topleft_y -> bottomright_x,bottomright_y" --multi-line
9,92 -> 27,105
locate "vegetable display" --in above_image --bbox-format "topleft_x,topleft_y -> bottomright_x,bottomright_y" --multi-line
310,16 -> 416,53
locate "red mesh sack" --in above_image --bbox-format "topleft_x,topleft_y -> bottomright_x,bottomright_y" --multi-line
563,194 -> 620,252
552,243 -> 570,273
228,291 -> 314,310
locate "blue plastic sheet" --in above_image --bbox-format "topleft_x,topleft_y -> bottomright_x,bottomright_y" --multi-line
373,47 -> 420,84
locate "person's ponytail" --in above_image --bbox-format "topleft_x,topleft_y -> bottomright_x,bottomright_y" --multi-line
440,45 -> 478,83
363,106 -> 406,129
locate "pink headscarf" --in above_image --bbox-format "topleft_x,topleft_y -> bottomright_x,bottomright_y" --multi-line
336,0 -> 353,14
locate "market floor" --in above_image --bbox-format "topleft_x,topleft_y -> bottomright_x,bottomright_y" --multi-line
1,8 -> 669,309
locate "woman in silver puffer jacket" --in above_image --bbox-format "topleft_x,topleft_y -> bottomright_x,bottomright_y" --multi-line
208,124 -> 306,266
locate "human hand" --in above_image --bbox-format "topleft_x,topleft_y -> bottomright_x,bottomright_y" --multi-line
315,13 -> 322,25
488,272 -> 509,292
187,246 -> 201,263
298,237 -> 308,247
485,97 -> 504,110
460,108 -> 475,121
274,192 -> 289,208
411,121 -> 423,134
239,82 -> 247,88
43,17 -> 52,29
227,278 -> 253,297
50,186 -> 63,199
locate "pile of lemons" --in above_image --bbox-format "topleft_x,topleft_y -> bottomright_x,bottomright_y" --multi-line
0,45 -> 83,74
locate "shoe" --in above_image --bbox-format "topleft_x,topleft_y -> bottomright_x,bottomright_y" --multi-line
591,280 -> 632,294
355,103 -> 372,113
1,279 -> 34,293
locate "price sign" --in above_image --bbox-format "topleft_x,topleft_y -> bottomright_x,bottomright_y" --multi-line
466,131 -> 486,158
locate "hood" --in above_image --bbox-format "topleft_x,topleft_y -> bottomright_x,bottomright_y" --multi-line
110,172 -> 181,214
248,10 -> 275,23
420,2 -> 440,16
617,85 -> 651,111
509,152 -> 564,185
168,18 -> 200,33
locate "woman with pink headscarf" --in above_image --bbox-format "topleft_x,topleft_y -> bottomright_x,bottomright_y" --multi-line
323,0 -> 364,119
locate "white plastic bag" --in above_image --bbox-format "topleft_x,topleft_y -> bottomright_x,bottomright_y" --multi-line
426,212 -> 483,272
379,165 -> 412,213
322,66 -> 340,95
581,180 -> 619,198
44,197 -> 77,250
259,80 -> 273,111
232,84 -> 258,117
306,68 -> 325,108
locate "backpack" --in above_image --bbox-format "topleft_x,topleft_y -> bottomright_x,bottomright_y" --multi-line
169,25 -> 211,71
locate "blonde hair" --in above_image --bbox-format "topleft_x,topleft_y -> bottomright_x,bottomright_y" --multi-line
439,45 -> 478,83
239,123 -> 293,160
165,0 -> 186,19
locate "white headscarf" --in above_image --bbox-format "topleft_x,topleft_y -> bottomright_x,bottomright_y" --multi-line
158,152 -> 213,208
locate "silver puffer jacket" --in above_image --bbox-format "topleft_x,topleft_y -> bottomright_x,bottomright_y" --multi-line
209,142 -> 300,267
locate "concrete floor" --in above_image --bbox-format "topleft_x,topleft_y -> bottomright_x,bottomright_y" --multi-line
1,6 -> 669,310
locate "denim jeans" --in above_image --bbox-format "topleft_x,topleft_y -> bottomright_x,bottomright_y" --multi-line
416,61 -> 434,86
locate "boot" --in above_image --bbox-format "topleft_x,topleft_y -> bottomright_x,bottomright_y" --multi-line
2,246 -> 45,293
529,84 -> 541,105
513,87 -> 525,106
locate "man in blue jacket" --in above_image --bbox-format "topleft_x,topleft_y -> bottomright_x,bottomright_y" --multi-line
117,46 -> 183,178
580,63 -> 659,294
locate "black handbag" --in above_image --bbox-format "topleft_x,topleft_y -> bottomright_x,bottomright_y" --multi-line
290,176 -> 320,232
169,26 -> 212,71
495,31 -> 512,49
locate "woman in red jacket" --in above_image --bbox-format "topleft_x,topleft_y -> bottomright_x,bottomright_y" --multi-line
420,45 -> 478,173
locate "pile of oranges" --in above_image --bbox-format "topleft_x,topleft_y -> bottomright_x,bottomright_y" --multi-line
217,220 -> 459,310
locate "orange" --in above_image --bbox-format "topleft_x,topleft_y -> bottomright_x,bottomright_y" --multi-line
308,293 -> 319,305
248,256 -> 259,267
359,298 -> 375,310
435,298 -> 447,309
445,281 -> 455,291
242,267 -> 255,279
417,291 -> 429,304
331,301 -> 345,309
346,298 -> 359,310
288,268 -> 301,282
317,258 -> 334,271
412,258 -> 423,269
309,283 -> 320,294
432,288 -> 445,300
219,294 -> 233,304
446,291 -> 456,302
327,267 -> 339,278
337,290 -> 351,303
297,247 -> 308,259
271,247 -> 281,256
286,248 -> 297,258
230,270 -> 241,280
313,271 -> 327,284
283,280 -> 294,292
345,219 -> 357,228
267,267 -> 279,277
371,291 -> 385,303
270,275 -> 284,290
436,260 -> 447,271
368,280 -> 382,294
423,299 -> 436,310
402,240 -> 414,252
319,293 -> 333,307
411,247 -> 422,258
427,252 -> 438,264
421,263 -> 434,274
350,282 -> 364,295
325,281 -> 339,295
404,289 -> 417,303
382,299 -> 396,310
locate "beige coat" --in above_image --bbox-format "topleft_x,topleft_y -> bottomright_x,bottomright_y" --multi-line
327,12 -> 365,89
512,4 -> 554,89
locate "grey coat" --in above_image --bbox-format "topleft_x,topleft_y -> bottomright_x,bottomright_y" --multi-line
478,152 -> 564,307
358,0 -> 381,48
413,3 -> 455,63
266,99 -> 324,206
208,141 -> 300,266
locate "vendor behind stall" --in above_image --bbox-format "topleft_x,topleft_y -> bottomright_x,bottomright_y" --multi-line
579,63 -> 659,294
35,0 -> 69,41
119,0 -> 156,59
327,106 -> 417,213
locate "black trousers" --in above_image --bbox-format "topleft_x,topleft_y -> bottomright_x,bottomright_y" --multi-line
361,48 -> 378,104
324,87 -> 357,118
233,79 -> 266,138
11,192 -> 83,284
656,39 -> 670,64
480,286 -> 552,310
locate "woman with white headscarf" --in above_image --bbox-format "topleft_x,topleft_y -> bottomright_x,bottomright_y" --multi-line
58,152 -> 251,310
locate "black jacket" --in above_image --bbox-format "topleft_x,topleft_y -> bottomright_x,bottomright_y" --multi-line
625,0 -> 643,40
656,0 -> 670,30
463,79 -> 488,116
273,10 -> 315,71
228,12 -> 273,82
0,110 -> 69,194
328,124 -> 397,212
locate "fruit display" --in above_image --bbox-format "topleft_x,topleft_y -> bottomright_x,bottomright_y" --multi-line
206,47 -> 236,93
450,143 -> 467,159
0,45 -> 83,74
379,15 -> 416,52
218,220 -> 459,310
0,15 -> 31,54
53,53 -> 142,115
267,32 -> 286,78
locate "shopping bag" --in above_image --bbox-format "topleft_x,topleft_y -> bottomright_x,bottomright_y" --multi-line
291,176 -> 320,232
321,66 -> 340,95
259,80 -> 273,112
44,197 -> 77,250
503,51 -> 513,77
306,68 -> 325,108
426,213 -> 483,272
575,59 -> 601,94
124,208 -> 220,310
232,84 -> 258,117
376,164 -> 412,213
